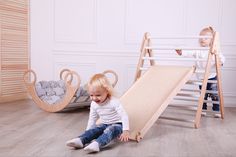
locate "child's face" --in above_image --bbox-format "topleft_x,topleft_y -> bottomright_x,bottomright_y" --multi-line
88,86 -> 109,105
199,31 -> 212,47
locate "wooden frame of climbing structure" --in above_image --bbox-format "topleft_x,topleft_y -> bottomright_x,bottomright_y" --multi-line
134,30 -> 224,129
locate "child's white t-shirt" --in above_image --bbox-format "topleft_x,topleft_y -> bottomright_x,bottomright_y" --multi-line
181,50 -> 225,80
86,97 -> 129,131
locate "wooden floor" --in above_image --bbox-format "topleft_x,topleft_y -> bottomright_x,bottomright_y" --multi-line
0,99 -> 236,157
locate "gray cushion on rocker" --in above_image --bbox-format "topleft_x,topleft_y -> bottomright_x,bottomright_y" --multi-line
35,80 -> 66,105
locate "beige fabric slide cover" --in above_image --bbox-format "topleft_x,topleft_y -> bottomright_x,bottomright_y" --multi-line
120,65 -> 195,141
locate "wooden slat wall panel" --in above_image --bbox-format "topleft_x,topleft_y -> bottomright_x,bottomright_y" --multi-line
0,0 -> 29,103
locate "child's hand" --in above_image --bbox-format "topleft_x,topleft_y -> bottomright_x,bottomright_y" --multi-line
175,49 -> 182,55
119,130 -> 129,142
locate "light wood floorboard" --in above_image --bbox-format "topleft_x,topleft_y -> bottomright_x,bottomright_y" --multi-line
0,99 -> 236,157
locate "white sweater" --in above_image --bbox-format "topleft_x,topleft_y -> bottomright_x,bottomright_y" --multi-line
86,97 -> 129,131
181,50 -> 225,80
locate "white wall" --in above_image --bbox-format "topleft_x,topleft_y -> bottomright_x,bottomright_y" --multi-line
30,0 -> 236,106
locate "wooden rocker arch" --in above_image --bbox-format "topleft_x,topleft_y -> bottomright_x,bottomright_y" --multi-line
102,70 -> 118,87
23,69 -> 119,112
23,69 -> 81,112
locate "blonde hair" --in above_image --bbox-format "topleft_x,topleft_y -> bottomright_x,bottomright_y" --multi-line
199,26 -> 214,35
87,73 -> 114,97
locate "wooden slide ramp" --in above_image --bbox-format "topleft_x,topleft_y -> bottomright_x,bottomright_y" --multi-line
120,65 -> 195,141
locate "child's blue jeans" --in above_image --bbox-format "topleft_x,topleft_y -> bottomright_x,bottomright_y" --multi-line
199,76 -> 219,111
79,123 -> 123,147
